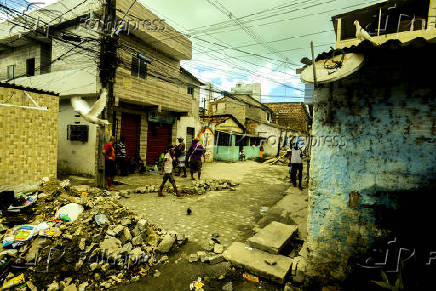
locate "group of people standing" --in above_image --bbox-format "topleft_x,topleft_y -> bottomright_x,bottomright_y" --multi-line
102,135 -> 206,196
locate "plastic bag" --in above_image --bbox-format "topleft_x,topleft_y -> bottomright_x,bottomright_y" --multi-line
55,203 -> 84,222
14,225 -> 37,242
2,273 -> 25,289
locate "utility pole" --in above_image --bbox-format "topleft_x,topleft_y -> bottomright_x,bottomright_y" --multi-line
97,0 -> 118,187
204,82 -> 213,117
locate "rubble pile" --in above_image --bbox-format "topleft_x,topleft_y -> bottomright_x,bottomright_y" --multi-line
188,234 -> 226,265
0,180 -> 186,290
134,179 -> 239,195
265,149 -> 289,165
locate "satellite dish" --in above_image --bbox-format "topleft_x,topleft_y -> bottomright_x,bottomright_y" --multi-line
301,53 -> 364,84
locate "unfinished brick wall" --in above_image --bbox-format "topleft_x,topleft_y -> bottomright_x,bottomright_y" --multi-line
0,86 -> 58,186
264,102 -> 308,133
0,43 -> 41,80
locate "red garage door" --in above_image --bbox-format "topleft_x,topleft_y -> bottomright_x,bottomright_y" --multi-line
146,123 -> 172,164
120,113 -> 140,160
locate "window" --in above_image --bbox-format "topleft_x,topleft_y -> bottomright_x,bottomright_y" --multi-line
7,65 -> 15,80
26,58 -> 35,76
131,56 -> 147,79
67,125 -> 89,142
40,43 -> 52,74
187,87 -> 194,95
215,131 -> 232,146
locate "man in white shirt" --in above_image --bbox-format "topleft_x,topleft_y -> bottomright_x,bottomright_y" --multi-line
158,145 -> 183,197
289,143 -> 304,189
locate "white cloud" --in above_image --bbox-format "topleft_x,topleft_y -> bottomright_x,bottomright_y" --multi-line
183,60 -> 304,99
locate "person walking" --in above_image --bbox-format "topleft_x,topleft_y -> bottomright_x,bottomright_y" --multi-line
187,138 -> 205,180
158,145 -> 183,197
115,136 -> 128,176
102,136 -> 116,190
289,142 -> 304,189
175,137 -> 187,177
259,143 -> 264,159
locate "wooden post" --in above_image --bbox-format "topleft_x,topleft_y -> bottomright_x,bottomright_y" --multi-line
377,8 -> 382,36
310,41 -> 317,88
336,18 -> 342,47
428,0 -> 436,29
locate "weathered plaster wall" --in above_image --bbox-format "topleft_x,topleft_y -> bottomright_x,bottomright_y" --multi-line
307,72 -> 436,280
57,100 -> 97,176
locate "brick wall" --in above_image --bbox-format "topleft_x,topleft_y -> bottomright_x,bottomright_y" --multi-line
264,102 -> 308,133
0,86 -> 58,186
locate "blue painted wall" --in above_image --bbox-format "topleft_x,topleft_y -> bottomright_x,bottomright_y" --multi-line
308,80 -> 436,279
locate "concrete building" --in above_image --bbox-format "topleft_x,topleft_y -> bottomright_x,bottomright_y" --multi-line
0,82 -> 59,188
230,82 -> 262,102
333,0 -> 436,49
0,0 -> 202,177
204,93 -> 293,160
299,3 -> 436,283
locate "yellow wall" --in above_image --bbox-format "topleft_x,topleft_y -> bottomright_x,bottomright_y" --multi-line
0,87 -> 58,186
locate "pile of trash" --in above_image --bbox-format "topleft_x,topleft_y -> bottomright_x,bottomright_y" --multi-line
134,179 -> 239,195
0,179 -> 186,290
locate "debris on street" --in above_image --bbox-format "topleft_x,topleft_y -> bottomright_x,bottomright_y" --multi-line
0,179 -> 185,290
134,179 -> 239,195
264,149 -> 290,165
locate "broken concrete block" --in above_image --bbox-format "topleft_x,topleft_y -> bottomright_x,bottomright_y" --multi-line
153,270 -> 161,278
47,281 -> 60,291
176,232 -> 187,243
214,243 -> 224,254
136,219 -> 148,231
78,282 -> 88,291
89,262 -> 99,271
121,227 -> 132,243
100,237 -> 122,257
189,254 -> 199,263
129,247 -> 143,262
121,242 -> 133,254
223,242 -> 293,284
204,254 -> 225,264
121,218 -> 132,226
222,281 -> 233,291
157,234 -> 175,253
197,251 -> 207,261
132,236 -> 143,246
248,221 -> 298,254
291,256 -> 307,283
63,284 -> 77,291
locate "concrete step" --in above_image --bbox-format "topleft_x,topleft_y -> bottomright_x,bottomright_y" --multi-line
223,242 -> 293,284
248,221 -> 298,254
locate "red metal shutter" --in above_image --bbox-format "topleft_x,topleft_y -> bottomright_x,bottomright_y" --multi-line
146,123 -> 172,164
120,113 -> 140,160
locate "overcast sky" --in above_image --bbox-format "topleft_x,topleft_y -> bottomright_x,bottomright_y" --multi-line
2,0 -> 386,102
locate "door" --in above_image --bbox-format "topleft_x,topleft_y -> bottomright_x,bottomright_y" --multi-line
186,127 -> 195,150
146,123 -> 172,164
120,113 -> 140,160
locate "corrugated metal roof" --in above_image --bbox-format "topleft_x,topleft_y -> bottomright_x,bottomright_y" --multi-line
0,82 -> 59,96
315,37 -> 436,61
